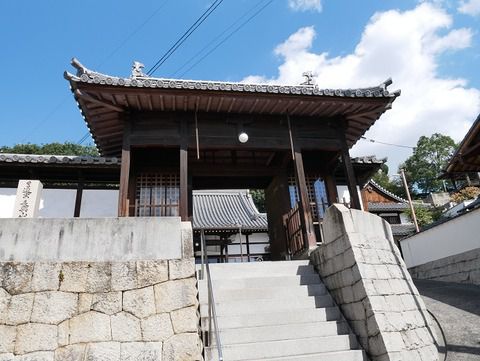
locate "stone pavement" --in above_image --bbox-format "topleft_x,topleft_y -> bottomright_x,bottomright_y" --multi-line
415,279 -> 480,361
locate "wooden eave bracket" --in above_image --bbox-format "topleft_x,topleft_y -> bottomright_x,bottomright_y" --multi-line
74,90 -> 124,113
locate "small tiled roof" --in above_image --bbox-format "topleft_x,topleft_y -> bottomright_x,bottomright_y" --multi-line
0,153 -> 120,166
192,190 -> 267,232
368,202 -> 409,212
391,224 -> 416,236
367,179 -> 408,203
350,156 -> 386,165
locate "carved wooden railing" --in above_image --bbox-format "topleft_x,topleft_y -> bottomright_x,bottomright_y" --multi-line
283,203 -> 305,257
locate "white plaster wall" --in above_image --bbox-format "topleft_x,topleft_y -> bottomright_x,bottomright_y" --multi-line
80,189 -> 118,217
0,188 -> 16,217
400,208 -> 480,268
400,213 -> 410,224
38,189 -> 76,218
0,187 -> 118,218
336,185 -> 364,210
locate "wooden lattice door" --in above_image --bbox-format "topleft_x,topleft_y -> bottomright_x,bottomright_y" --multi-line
135,173 -> 180,216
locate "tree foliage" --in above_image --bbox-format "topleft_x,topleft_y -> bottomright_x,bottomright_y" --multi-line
405,204 -> 442,228
250,189 -> 266,213
400,133 -> 456,194
371,164 -> 407,199
0,142 -> 99,156
450,186 -> 480,203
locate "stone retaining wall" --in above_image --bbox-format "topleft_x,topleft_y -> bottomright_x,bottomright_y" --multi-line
311,204 -> 438,361
408,247 -> 480,285
0,259 -> 202,361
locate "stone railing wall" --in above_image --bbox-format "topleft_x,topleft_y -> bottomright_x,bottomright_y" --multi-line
311,204 -> 438,361
408,247 -> 480,285
0,219 -> 202,361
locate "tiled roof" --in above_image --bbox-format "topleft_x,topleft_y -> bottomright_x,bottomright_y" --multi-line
391,224 -> 416,236
65,58 -> 400,100
0,153 -> 120,166
368,179 -> 408,203
192,190 -> 268,232
350,156 -> 386,165
368,202 -> 409,212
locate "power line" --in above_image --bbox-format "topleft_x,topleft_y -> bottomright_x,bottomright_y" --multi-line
96,0 -> 170,71
172,0 -> 271,77
178,0 -> 274,78
146,0 -> 225,76
360,136 -> 415,149
23,1 -> 171,144
77,132 -> 90,145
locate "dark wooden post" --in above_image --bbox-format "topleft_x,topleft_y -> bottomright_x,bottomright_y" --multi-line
73,176 -> 84,218
293,146 -> 317,249
340,138 -> 361,210
118,121 -> 131,217
324,173 -> 338,205
179,118 -> 188,221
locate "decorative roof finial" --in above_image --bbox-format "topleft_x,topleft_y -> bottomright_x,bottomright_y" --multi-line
301,71 -> 316,86
131,61 -> 146,78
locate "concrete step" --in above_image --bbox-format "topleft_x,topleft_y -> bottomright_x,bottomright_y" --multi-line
203,262 -> 315,279
199,260 -> 311,270
198,283 -> 327,303
200,294 -> 333,317
213,321 -> 351,345
209,307 -> 342,329
252,350 -> 368,361
206,334 -> 358,361
198,274 -> 321,290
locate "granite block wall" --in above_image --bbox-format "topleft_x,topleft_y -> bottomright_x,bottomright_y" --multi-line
311,204 -> 438,361
0,259 -> 202,361
408,247 -> 480,285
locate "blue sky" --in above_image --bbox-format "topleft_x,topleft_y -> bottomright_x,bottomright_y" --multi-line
1,0 -> 479,171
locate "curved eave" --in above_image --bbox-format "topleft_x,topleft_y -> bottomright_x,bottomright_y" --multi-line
65,59 -> 400,157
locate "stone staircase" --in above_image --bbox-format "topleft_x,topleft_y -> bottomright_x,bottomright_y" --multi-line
197,260 -> 367,361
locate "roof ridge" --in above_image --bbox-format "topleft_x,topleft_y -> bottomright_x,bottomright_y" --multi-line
368,179 -> 408,203
65,58 -> 400,98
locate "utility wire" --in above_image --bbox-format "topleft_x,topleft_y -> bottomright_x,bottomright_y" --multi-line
361,136 -> 415,149
178,0 -> 274,78
147,0 -> 225,76
96,0 -> 170,71
172,0 -> 270,77
24,1 -> 170,145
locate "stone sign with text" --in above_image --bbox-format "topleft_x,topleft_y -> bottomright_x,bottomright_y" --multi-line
13,179 -> 43,218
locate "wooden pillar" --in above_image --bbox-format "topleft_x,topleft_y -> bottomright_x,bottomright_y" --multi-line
246,233 -> 251,262
73,180 -> 84,218
179,118 -> 188,221
291,148 -> 316,250
118,122 -> 131,217
338,129 -> 361,210
324,173 -> 338,205
265,172 -> 291,260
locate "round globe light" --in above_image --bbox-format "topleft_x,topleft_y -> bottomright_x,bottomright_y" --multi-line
238,132 -> 249,143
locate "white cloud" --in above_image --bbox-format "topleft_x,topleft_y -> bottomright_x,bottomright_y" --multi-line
243,3 -> 480,172
458,0 -> 480,15
288,0 -> 322,12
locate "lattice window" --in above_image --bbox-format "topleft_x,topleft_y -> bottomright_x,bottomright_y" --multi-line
135,173 -> 180,217
288,175 -> 329,221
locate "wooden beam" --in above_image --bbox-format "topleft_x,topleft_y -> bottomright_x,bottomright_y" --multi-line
340,132 -> 361,210
75,90 -> 124,113
118,121 -> 131,216
293,147 -> 317,249
324,173 -> 338,204
179,118 -> 188,221
73,179 -> 84,218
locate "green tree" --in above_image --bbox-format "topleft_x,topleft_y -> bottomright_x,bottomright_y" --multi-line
0,142 -> 99,156
371,164 -> 407,199
405,204 -> 442,228
400,133 -> 456,194
250,189 -> 266,213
